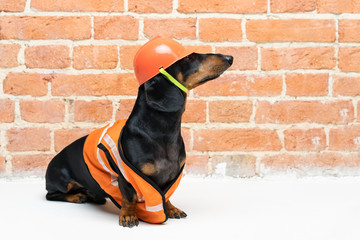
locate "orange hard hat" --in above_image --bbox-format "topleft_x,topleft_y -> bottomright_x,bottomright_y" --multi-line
133,36 -> 193,85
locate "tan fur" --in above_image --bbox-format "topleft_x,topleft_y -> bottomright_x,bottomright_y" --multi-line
185,55 -> 227,90
141,163 -> 156,176
179,157 -> 186,168
66,182 -> 82,192
166,200 -> 186,218
119,194 -> 139,227
177,72 -> 184,84
65,193 -> 86,203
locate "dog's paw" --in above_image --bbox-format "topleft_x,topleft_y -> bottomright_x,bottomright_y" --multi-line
167,206 -> 187,219
65,193 -> 87,203
119,214 -> 139,228
166,201 -> 187,219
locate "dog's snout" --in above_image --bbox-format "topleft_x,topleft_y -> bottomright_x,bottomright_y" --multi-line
223,55 -> 233,66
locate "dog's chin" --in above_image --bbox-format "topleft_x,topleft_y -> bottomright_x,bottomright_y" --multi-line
201,63 -> 232,84
200,74 -> 221,84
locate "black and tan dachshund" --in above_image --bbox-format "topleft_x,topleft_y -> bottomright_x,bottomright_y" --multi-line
45,52 -> 233,227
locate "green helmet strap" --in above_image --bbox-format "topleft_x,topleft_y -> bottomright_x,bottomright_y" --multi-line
159,67 -> 188,94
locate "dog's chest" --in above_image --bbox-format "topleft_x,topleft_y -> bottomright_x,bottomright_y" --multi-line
149,142 -> 185,188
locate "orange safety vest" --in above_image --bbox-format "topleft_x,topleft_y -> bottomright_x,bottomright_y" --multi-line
83,119 -> 184,224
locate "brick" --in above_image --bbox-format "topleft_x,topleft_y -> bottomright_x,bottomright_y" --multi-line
0,16 -> 91,40
209,100 -> 252,123
129,0 -> 172,13
194,74 -> 282,97
317,0 -> 360,13
284,128 -> 326,151
358,102 -> 360,121
247,19 -> 335,42
339,20 -> 360,42
182,100 -> 206,123
211,155 -> 256,177
0,99 -> 15,123
73,45 -> 118,69
0,0 -> 26,12
329,125 -> 360,150
55,129 -> 92,152
261,47 -> 336,70
178,0 -> 267,13
0,156 -> 5,173
260,153 -> 360,175
12,154 -> 53,173
285,73 -> 329,96
51,73 -> 138,96
181,127 -> 191,151
20,100 -> 65,123
339,47 -> 360,72
115,99 -> 136,120
144,18 -> 196,39
73,100 -> 113,122
7,128 -> 51,152
184,45 -> 213,54
0,44 -> 20,67
199,18 -> 242,42
3,73 -> 48,97
193,128 -> 282,151
94,16 -> 138,40
255,100 -> 354,124
25,45 -> 70,69
184,155 -> 209,175
31,0 -> 124,12
270,0 -> 316,13
120,45 -> 141,70
333,76 -> 360,96
215,46 -> 258,70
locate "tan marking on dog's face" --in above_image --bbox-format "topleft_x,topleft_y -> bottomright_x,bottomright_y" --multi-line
177,72 -> 184,84
185,55 -> 228,90
141,163 -> 156,176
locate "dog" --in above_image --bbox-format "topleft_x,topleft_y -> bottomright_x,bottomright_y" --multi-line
45,39 -> 233,227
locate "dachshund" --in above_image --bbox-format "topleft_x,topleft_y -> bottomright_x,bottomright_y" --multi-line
45,51 -> 233,227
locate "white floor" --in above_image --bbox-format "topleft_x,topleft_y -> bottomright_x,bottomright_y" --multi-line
1,176 -> 360,240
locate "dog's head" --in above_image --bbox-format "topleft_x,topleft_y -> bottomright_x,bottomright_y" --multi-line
143,53 -> 233,112
166,53 -> 233,90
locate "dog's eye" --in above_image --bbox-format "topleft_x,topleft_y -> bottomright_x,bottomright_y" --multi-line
182,53 -> 197,63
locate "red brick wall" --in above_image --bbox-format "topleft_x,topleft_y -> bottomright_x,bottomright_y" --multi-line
1,0 -> 360,177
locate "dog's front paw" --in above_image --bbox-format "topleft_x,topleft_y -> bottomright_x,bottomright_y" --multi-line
168,207 -> 187,219
166,201 -> 187,219
119,214 -> 139,228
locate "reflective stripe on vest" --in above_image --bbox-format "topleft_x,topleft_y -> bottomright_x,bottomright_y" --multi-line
83,120 -> 184,223
95,123 -> 118,187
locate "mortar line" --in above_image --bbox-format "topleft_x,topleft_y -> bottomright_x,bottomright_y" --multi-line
124,0 -> 128,12
4,10 -> 359,19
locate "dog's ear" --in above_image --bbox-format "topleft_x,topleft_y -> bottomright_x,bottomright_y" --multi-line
144,75 -> 185,112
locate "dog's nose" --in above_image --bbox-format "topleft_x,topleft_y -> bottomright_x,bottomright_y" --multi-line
224,55 -> 233,66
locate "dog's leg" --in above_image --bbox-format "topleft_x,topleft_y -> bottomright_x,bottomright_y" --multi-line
46,181 -> 87,203
46,181 -> 106,204
165,200 -> 187,219
119,193 -> 139,227
118,174 -> 139,227
46,136 -> 106,205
